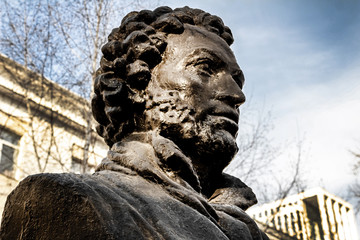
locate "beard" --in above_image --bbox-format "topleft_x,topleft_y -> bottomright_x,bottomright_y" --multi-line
190,116 -> 238,167
143,94 -> 238,172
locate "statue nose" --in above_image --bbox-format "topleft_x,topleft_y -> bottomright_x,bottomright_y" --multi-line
214,73 -> 246,108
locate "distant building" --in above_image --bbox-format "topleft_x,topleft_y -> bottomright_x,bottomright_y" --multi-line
247,188 -> 358,240
0,54 -> 108,220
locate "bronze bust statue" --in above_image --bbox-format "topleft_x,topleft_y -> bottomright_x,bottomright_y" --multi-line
1,6 -> 268,240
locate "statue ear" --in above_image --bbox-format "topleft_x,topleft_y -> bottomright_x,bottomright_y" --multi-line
126,60 -> 151,90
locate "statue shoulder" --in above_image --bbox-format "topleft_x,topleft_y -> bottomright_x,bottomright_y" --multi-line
0,173 -> 110,240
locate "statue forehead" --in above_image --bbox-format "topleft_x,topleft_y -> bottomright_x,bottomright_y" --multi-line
148,24 -> 243,94
162,24 -> 237,65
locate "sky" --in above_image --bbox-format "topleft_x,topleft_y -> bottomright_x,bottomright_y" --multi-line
153,0 -> 360,202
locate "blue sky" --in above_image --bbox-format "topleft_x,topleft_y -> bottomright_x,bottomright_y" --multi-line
158,0 -> 360,200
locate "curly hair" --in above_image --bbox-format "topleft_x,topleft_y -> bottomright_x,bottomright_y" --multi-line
92,6 -> 234,147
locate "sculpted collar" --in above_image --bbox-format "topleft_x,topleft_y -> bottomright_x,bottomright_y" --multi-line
96,131 -> 257,211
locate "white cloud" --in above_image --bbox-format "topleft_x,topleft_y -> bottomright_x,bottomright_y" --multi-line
270,64 -> 360,194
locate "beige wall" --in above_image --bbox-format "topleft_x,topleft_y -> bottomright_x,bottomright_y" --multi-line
0,54 -> 108,221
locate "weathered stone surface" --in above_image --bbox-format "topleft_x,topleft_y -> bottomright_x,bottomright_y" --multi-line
1,6 -> 269,240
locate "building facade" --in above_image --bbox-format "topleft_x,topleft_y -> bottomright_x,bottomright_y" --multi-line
247,188 -> 358,240
0,54 -> 108,220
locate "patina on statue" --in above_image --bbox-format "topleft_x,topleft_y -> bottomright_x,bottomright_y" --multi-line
0,6 -> 269,240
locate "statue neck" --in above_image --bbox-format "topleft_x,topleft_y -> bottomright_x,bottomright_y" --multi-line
190,158 -> 224,198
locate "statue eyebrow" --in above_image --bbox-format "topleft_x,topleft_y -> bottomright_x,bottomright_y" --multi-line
184,48 -> 224,66
184,48 -> 244,88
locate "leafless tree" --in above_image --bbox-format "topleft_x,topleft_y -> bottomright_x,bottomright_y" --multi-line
234,131 -> 308,237
0,0 -> 158,178
51,0 -> 158,172
226,101 -> 277,184
226,99 -> 308,205
51,0 -> 112,172
348,148 -> 360,213
0,0 -> 68,176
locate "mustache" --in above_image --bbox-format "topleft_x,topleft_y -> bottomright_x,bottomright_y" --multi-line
196,104 -> 239,123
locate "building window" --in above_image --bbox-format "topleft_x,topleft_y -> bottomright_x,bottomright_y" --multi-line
278,216 -> 282,231
0,128 -> 21,174
291,212 -> 296,233
284,214 -> 288,233
297,210 -> 302,231
71,144 -> 85,173
71,144 -> 96,173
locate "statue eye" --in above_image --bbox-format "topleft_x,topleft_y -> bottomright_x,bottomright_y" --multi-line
232,71 -> 244,89
194,59 -> 214,76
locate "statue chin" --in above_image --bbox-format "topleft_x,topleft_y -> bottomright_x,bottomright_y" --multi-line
191,122 -> 238,169
156,114 -> 238,171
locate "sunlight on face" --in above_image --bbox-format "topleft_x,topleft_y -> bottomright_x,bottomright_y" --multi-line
144,24 -> 246,169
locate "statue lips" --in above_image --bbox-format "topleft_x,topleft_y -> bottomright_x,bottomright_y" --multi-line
207,106 -> 239,137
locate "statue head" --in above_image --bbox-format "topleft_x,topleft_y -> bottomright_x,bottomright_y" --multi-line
92,6 -> 245,173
